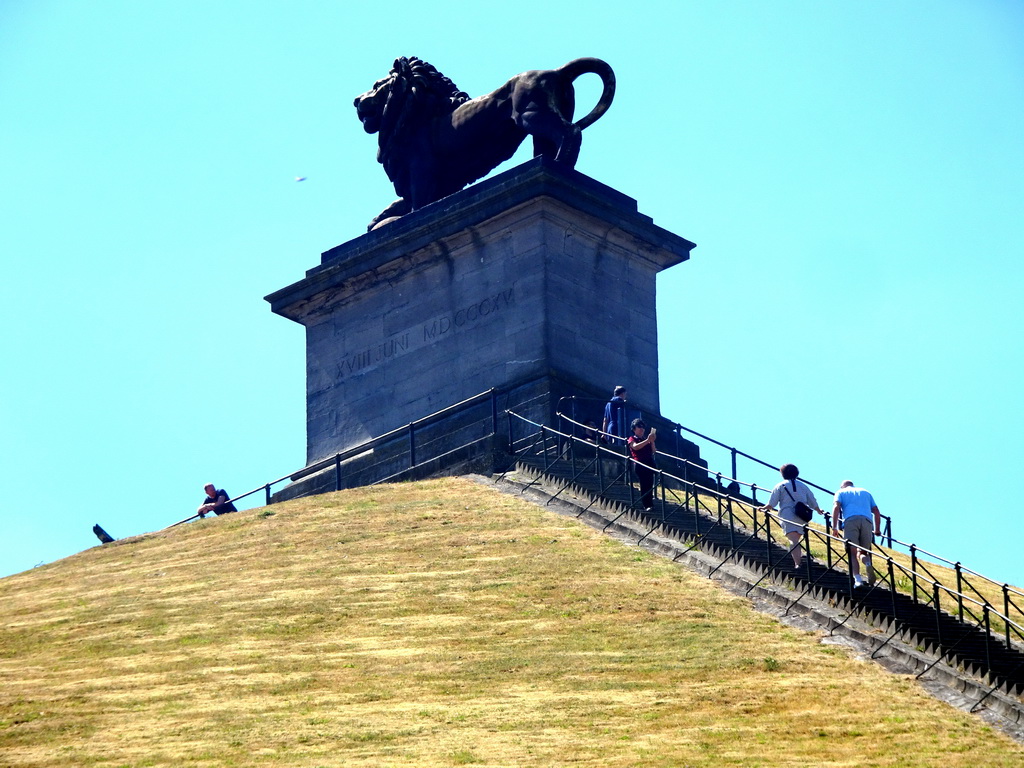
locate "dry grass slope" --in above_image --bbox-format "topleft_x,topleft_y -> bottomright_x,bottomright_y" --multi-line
1,477 -> 1020,767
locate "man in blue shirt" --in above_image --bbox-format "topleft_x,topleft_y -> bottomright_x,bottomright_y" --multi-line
197,484 -> 238,518
602,386 -> 628,445
832,480 -> 882,587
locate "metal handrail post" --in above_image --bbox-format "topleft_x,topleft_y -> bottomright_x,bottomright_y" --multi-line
983,610 -> 991,675
888,559 -> 898,617
507,411 -> 514,454
715,473 -> 723,522
264,483 -> 272,506
683,459 -> 690,508
408,423 -> 416,468
1005,585 -> 1012,648
955,563 -> 964,622
824,513 -> 833,569
727,498 -> 736,550
627,454 -> 635,508
659,470 -> 667,522
541,426 -> 549,470
984,607 -> 992,673
910,545 -> 919,604
933,584 -> 943,648
730,448 -> 738,484
803,526 -> 812,580
335,454 -> 342,492
885,516 -> 892,548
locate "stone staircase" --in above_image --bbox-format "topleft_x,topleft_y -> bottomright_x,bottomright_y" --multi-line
510,449 -> 1024,701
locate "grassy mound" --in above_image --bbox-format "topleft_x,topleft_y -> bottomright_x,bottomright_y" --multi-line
1,477 -> 1020,766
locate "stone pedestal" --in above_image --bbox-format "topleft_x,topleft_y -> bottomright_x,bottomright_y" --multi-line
266,157 -> 695,467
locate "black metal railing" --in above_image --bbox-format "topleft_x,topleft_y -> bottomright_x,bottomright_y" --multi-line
557,395 -> 895,545
552,408 -> 1024,652
506,409 -> 1024,692
164,388 -> 503,529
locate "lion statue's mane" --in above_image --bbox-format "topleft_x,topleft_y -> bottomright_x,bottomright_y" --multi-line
354,56 -> 615,230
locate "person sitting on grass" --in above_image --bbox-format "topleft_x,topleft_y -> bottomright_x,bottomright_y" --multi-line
197,483 -> 237,518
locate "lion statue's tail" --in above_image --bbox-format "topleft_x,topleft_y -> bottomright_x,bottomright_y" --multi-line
557,57 -> 616,130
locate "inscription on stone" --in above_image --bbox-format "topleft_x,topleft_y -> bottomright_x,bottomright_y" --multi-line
423,287 -> 515,341
335,285 -> 516,380
338,333 -> 411,378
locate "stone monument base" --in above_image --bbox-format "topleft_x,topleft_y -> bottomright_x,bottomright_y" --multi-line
266,157 -> 698,487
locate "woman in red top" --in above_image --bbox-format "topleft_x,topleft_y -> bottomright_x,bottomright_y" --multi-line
627,418 -> 657,511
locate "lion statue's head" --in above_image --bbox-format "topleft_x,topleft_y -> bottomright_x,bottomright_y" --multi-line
354,56 -> 469,140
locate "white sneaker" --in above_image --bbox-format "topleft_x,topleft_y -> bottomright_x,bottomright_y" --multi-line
853,575 -> 864,588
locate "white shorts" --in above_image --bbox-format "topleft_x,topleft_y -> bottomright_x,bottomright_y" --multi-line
781,508 -> 806,536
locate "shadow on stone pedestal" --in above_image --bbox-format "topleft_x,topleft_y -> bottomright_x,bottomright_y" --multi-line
266,156 -> 698,492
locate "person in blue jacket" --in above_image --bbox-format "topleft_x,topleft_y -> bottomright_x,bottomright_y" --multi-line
602,385 -> 628,444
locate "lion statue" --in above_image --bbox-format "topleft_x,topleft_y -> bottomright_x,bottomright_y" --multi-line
354,56 -> 616,230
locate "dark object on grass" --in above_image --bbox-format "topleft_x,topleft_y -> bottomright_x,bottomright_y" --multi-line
354,55 -> 615,230
93,524 -> 115,544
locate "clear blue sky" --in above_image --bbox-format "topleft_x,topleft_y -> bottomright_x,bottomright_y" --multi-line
2,1 -> 1022,586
